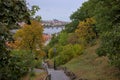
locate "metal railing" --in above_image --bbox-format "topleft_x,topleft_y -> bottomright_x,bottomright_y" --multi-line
43,62 -> 51,80
45,74 -> 51,80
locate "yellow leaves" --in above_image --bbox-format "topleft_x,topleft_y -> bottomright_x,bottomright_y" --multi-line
75,18 -> 96,45
35,50 -> 46,58
14,20 -> 44,51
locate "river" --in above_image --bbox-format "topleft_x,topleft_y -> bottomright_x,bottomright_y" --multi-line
43,26 -> 65,34
10,26 -> 65,35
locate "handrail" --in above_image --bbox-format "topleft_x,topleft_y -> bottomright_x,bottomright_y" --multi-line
42,61 -> 51,80
44,74 -> 51,80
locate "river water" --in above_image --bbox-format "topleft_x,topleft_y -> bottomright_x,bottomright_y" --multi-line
10,26 -> 64,35
43,26 -> 65,34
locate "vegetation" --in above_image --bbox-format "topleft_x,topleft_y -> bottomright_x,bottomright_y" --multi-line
0,0 -> 44,79
0,0 -> 120,79
22,72 -> 47,80
14,20 -> 44,54
0,0 -> 30,79
75,18 -> 96,46
64,43 -> 120,80
49,0 -> 120,69
55,44 -> 84,66
46,0 -> 120,79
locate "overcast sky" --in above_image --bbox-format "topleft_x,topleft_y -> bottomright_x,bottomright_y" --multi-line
26,0 -> 87,21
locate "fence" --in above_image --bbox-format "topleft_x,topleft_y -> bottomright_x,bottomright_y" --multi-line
45,74 -> 51,80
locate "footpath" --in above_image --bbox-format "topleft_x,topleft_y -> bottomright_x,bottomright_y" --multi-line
42,61 -> 70,80
47,69 -> 70,80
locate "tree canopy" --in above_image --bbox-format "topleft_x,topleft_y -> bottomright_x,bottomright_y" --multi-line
14,20 -> 44,53
0,0 -> 30,79
68,0 -> 120,69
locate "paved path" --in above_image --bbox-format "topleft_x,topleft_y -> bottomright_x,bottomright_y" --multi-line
48,69 -> 70,80
42,61 -> 70,80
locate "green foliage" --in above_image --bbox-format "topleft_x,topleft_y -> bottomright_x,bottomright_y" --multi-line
55,44 -> 84,66
29,5 -> 41,21
69,0 -> 120,69
70,2 -> 89,21
0,56 -> 29,80
67,0 -> 98,33
46,0 -> 120,70
34,59 -> 42,69
0,0 -> 30,79
48,48 -> 54,59
58,32 -> 68,45
94,0 -> 120,69
94,0 -> 120,32
48,34 -> 59,47
65,20 -> 79,33
48,32 -> 68,48
47,44 -> 84,66
11,50 -> 35,67
0,50 -> 33,80
0,0 -> 30,25
97,28 -> 120,69
11,50 -> 42,70
30,5 -> 40,17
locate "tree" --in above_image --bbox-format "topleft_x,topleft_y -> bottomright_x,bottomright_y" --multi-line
29,5 -> 41,21
74,0 -> 120,69
14,20 -> 43,54
75,18 -> 96,46
48,34 -> 59,48
65,20 -> 79,33
0,0 -> 30,79
95,0 -> 120,69
68,0 -> 99,33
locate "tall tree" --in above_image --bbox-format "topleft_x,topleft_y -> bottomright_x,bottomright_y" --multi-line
14,20 -> 43,54
0,0 -> 30,79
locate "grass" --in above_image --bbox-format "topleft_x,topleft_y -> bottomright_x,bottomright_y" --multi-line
22,72 -> 47,80
63,42 -> 120,80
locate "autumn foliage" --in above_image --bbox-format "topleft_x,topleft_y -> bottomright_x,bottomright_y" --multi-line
75,18 -> 96,45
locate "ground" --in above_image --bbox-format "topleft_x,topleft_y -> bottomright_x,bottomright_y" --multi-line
63,43 -> 120,80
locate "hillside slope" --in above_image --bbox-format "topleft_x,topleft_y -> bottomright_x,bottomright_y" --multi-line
64,43 -> 119,80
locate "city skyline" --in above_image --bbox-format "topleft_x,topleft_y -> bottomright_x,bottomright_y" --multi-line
26,0 -> 87,21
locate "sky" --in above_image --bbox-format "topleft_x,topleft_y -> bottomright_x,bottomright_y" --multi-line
26,0 -> 87,21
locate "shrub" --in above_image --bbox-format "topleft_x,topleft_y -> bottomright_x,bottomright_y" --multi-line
48,48 -> 54,59
55,44 -> 84,66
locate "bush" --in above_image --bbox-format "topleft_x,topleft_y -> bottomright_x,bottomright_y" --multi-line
0,50 -> 33,80
11,50 -> 35,67
55,44 -> 84,66
58,32 -> 68,46
7,50 -> 41,80
34,59 -> 42,68
97,30 -> 120,69
48,48 -> 54,59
